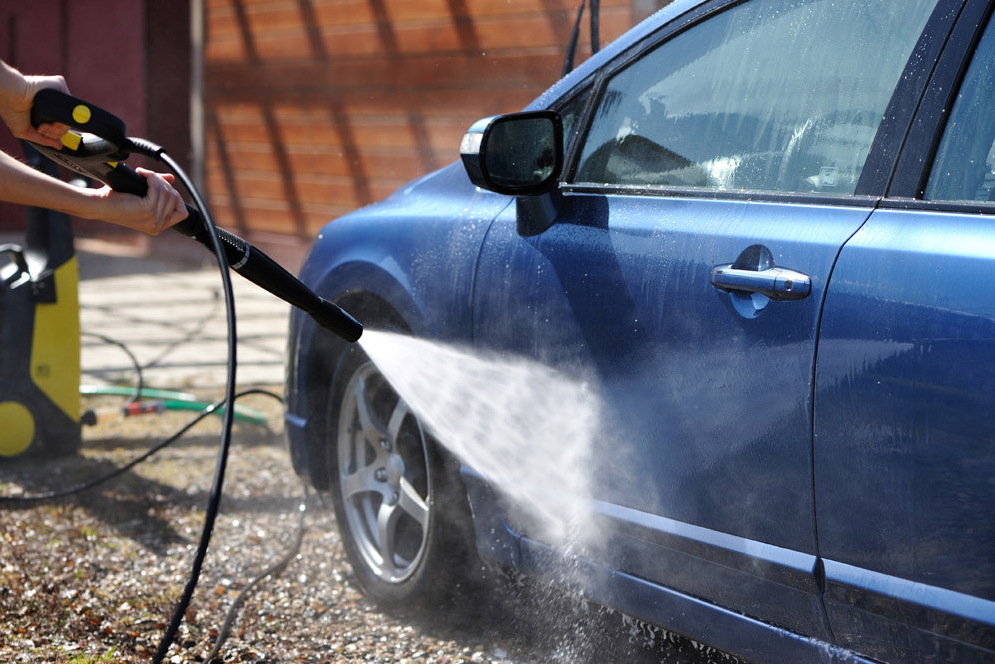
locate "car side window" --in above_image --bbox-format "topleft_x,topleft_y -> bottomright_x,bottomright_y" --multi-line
924,18 -> 995,202
572,0 -> 939,195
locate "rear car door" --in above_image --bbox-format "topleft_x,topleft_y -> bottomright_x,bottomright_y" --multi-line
472,0 -> 949,642
814,2 -> 995,661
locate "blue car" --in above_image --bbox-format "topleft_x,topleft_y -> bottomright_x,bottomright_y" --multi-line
284,0 -> 995,661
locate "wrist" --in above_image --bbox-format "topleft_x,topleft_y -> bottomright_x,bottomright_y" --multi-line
70,185 -> 113,220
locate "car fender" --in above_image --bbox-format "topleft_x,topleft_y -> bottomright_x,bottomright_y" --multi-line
286,162 -> 513,485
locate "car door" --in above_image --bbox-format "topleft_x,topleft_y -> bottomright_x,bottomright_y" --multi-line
814,2 -> 995,661
471,0 -> 949,642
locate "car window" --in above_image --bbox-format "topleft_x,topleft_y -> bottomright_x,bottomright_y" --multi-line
572,0 -> 939,195
924,17 -> 995,202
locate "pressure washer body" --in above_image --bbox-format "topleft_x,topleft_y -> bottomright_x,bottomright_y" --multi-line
0,147 -> 81,459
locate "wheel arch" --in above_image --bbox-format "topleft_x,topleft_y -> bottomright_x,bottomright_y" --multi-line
301,288 -> 415,490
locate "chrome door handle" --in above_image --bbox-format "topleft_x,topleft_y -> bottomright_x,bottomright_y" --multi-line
710,265 -> 811,301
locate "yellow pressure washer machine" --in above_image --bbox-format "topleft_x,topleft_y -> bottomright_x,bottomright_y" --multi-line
0,144 -> 81,459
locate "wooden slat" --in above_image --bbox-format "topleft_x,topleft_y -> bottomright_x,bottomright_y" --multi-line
208,13 -> 629,62
203,0 -> 644,239
206,168 -> 406,204
207,144 -> 448,181
204,53 -> 572,98
206,199 -> 369,234
208,0 -> 376,37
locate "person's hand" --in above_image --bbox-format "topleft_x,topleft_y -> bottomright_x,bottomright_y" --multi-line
0,72 -> 70,150
84,168 -> 189,235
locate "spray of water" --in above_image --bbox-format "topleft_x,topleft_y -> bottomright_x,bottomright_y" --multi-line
359,330 -> 601,543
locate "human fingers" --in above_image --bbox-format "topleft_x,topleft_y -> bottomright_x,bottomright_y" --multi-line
138,168 -> 188,234
26,74 -> 69,96
4,75 -> 70,148
36,121 -> 69,140
23,122 -> 69,149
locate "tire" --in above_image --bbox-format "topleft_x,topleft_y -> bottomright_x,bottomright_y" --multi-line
325,344 -> 475,605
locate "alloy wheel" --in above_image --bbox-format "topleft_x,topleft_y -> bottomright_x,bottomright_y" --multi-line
336,361 -> 432,584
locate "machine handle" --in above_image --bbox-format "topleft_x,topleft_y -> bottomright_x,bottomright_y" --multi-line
30,88 -> 127,150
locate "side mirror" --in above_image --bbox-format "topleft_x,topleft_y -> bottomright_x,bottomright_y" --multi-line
460,110 -> 563,196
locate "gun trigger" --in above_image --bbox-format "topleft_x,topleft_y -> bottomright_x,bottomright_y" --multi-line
60,131 -> 82,151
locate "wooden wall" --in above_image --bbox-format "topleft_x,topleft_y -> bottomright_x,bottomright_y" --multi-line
202,0 -> 654,246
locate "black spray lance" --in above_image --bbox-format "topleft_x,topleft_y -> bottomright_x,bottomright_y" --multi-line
28,87 -> 362,343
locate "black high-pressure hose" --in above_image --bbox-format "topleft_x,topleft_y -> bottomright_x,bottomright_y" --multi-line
562,0 -> 600,77
563,0 -> 587,77
0,145 -> 242,661
590,0 -> 601,55
0,389 -> 281,504
133,144 -> 241,664
18,88 -> 363,664
81,331 -> 145,405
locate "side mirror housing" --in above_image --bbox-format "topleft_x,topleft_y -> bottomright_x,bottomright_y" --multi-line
460,110 -> 563,196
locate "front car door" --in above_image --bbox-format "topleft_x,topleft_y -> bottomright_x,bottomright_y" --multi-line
815,1 -> 995,660
471,0 -> 948,653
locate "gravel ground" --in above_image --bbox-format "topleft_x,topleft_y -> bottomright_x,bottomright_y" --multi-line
0,392 -> 740,664
1,250 -> 740,664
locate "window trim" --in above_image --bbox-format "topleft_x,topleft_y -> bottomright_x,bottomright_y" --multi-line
889,0 -> 995,201
558,0 -> 965,205
561,182 -> 882,208
857,0 -> 969,195
880,196 -> 994,211
550,79 -> 598,171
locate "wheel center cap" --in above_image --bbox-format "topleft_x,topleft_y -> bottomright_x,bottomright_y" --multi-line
386,453 -> 405,488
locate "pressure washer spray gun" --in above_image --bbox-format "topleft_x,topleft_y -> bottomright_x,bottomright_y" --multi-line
29,88 -> 362,343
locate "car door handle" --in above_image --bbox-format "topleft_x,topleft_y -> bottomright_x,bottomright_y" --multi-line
710,265 -> 811,301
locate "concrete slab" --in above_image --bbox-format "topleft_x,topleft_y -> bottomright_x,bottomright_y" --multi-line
78,244 -> 290,392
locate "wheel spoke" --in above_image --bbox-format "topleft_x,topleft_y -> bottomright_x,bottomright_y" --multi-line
386,399 -> 409,443
376,501 -> 401,580
341,463 -> 381,501
352,374 -> 389,446
397,477 -> 429,528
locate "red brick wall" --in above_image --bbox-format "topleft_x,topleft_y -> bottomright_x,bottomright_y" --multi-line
202,0 -> 647,243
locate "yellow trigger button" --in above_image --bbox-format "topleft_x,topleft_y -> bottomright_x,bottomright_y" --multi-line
60,131 -> 82,151
72,104 -> 91,124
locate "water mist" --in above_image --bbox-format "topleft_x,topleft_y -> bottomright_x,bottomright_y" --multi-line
358,330 -> 601,544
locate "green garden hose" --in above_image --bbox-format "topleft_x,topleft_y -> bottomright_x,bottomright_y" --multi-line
80,385 -> 269,425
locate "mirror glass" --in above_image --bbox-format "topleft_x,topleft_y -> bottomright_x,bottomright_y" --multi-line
485,116 -> 556,187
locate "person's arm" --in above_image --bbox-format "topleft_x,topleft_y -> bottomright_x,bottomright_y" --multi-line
0,60 -> 187,234
0,149 -> 187,235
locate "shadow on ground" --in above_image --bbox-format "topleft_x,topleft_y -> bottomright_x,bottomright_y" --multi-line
380,565 -> 744,664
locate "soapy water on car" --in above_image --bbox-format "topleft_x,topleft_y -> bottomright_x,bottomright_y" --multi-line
358,329 -> 602,545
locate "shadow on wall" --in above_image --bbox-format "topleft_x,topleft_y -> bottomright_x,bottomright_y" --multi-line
202,0 -> 644,244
